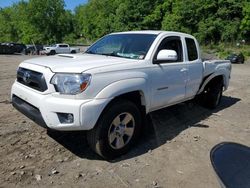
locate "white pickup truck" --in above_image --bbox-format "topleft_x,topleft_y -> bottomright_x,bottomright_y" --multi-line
11,31 -> 231,159
44,43 -> 80,55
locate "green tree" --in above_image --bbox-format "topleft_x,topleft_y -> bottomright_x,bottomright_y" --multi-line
27,0 -> 73,43
0,7 -> 18,42
241,1 -> 250,41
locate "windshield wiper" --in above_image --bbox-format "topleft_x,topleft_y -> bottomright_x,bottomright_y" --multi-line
85,50 -> 96,54
85,51 -> 125,58
98,52 -> 123,58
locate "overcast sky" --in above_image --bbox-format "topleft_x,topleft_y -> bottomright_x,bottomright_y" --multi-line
0,0 -> 88,11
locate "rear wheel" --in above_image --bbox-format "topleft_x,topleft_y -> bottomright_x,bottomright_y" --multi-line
87,99 -> 142,159
201,80 -> 223,109
71,50 -> 76,54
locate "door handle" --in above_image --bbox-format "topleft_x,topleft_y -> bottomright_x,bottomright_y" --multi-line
180,68 -> 188,72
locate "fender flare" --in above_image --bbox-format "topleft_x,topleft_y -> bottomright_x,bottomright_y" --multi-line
198,73 -> 226,94
95,78 -> 150,112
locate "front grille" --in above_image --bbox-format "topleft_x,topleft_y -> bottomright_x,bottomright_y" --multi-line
17,67 -> 48,92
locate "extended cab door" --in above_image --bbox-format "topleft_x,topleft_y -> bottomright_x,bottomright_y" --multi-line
149,36 -> 188,110
184,37 -> 203,98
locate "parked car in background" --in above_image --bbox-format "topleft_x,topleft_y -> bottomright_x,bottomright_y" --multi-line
25,45 -> 44,55
43,43 -> 80,55
0,43 -> 15,54
12,43 -> 26,53
0,43 -> 26,54
226,53 -> 245,64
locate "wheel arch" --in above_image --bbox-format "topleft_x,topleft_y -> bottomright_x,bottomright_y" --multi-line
198,74 -> 226,94
95,78 -> 150,113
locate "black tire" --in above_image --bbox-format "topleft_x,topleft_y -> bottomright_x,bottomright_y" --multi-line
71,50 -> 76,54
50,50 -> 56,55
201,81 -> 223,109
87,99 -> 142,159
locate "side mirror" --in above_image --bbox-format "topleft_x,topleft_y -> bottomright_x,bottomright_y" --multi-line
156,49 -> 177,61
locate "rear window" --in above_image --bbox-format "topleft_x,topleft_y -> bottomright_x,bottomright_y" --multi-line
185,38 -> 198,61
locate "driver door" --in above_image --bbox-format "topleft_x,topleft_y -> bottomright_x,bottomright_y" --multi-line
150,36 -> 187,110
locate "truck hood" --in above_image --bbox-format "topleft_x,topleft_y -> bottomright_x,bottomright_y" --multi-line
23,54 -> 138,73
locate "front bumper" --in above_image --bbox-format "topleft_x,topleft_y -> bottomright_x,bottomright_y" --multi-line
11,81 -> 111,131
12,95 -> 47,128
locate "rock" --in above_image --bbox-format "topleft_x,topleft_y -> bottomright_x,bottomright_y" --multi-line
22,120 -> 26,124
213,113 -> 221,116
153,181 -> 158,186
135,179 -> 140,182
29,154 -> 35,158
10,171 -> 16,175
51,169 -> 59,175
35,174 -> 42,181
76,173 -> 85,179
20,165 -> 25,169
56,159 -> 63,163
63,157 -> 69,162
20,171 -> 25,175
121,163 -> 130,167
148,149 -> 152,153
177,170 -> 184,174
193,135 -> 200,141
40,135 -> 46,139
95,171 -> 100,175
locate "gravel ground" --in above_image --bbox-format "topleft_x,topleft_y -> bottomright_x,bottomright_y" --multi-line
0,55 -> 249,188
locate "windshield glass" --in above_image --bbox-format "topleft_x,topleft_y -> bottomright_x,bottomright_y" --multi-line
85,34 -> 157,60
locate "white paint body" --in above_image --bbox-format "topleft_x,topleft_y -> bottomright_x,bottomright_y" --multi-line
11,31 -> 231,131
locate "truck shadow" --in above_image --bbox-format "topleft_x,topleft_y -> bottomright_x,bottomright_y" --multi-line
47,95 -> 240,161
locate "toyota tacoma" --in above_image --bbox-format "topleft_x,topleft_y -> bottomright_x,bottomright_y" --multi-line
11,31 -> 231,159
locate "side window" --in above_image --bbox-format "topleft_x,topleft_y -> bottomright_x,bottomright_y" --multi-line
155,36 -> 183,63
59,45 -> 68,48
185,38 -> 198,61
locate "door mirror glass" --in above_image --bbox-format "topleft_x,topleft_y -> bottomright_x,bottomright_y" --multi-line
156,49 -> 177,61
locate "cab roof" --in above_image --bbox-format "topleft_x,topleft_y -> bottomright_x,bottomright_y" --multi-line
110,30 -> 195,38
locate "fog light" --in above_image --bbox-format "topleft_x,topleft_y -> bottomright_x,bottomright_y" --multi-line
57,113 -> 74,124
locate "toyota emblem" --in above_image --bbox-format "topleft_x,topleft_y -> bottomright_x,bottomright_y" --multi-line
23,71 -> 31,83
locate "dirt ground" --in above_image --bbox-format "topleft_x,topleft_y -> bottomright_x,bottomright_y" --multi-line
0,55 -> 249,188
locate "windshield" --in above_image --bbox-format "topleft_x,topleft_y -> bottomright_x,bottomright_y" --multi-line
85,34 -> 157,60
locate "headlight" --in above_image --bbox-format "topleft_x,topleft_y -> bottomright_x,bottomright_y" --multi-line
50,73 -> 91,95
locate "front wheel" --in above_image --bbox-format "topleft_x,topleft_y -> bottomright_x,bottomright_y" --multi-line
50,50 -> 56,55
87,99 -> 142,159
